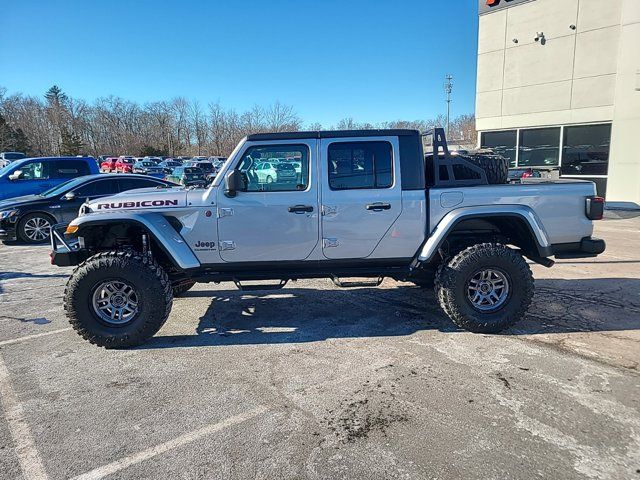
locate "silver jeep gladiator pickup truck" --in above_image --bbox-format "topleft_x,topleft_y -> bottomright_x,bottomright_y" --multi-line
50,128 -> 605,348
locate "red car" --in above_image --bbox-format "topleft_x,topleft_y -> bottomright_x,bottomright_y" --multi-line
100,157 -> 118,173
115,156 -> 135,173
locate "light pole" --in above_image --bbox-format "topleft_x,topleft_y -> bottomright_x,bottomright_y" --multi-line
444,74 -> 453,138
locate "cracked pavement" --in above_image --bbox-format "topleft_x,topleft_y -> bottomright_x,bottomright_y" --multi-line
0,217 -> 639,479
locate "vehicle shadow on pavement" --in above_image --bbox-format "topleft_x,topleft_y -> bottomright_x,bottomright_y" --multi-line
0,271 -> 69,294
141,277 -> 640,349
143,285 -> 457,349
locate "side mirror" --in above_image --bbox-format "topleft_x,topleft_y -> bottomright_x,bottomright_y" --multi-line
63,192 -> 76,201
224,170 -> 245,198
8,170 -> 22,181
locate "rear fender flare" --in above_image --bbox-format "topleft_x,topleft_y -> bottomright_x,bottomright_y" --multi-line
71,212 -> 200,270
417,205 -> 551,262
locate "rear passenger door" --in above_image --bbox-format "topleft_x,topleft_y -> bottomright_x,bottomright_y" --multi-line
320,137 -> 402,259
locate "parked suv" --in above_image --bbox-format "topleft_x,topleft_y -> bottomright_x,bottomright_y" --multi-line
100,157 -> 119,173
0,157 -> 100,200
0,174 -> 176,243
52,128 -> 605,348
165,166 -> 207,186
115,156 -> 135,173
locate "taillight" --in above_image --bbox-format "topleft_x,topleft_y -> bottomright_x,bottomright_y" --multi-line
521,171 -> 532,179
586,196 -> 605,220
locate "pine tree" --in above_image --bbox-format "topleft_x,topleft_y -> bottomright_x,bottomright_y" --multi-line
0,113 -> 32,154
59,127 -> 84,155
45,85 -> 68,107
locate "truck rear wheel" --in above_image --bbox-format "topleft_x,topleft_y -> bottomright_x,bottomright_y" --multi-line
64,251 -> 173,348
434,243 -> 533,333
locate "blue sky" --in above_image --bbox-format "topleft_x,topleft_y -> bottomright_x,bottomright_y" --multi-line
0,0 -> 479,127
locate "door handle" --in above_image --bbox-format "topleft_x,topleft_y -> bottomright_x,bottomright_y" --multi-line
366,203 -> 391,211
288,205 -> 314,214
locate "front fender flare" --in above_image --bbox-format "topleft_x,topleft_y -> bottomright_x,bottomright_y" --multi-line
417,205 -> 551,262
71,212 -> 200,270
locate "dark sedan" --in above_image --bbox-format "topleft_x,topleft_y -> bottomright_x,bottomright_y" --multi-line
0,174 -> 176,244
133,160 -> 165,177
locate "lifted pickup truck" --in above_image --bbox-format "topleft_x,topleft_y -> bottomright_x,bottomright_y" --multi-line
51,128 -> 605,348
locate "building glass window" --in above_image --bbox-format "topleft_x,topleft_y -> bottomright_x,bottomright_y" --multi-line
561,124 -> 611,176
480,130 -> 517,167
518,128 -> 561,167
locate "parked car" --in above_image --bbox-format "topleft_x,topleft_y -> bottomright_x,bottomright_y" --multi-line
100,157 -> 119,173
0,157 -> 100,200
186,160 -> 217,182
165,166 -> 206,187
143,156 -> 163,164
133,160 -> 164,176
52,127 -> 606,348
254,160 -> 297,184
0,152 -> 27,168
508,167 -> 543,183
0,174 -> 176,244
158,160 -> 182,174
115,156 -> 135,173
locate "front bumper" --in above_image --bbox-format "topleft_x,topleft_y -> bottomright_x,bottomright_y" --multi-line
0,218 -> 18,241
49,223 -> 88,267
552,236 -> 606,259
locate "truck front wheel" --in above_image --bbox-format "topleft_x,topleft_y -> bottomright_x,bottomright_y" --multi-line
434,243 -> 534,333
64,251 -> 173,348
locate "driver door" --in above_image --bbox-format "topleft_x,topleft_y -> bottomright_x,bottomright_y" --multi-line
216,140 -> 319,263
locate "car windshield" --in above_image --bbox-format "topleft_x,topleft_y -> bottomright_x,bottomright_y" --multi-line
0,162 -> 19,177
142,162 -> 154,166
39,177 -> 86,197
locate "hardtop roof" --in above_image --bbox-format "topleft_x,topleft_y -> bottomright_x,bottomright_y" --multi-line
246,129 -> 420,141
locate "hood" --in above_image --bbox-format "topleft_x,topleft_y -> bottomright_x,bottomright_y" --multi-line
0,194 -> 47,210
84,187 -> 188,214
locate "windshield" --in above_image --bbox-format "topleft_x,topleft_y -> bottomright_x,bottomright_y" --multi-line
184,168 -> 203,175
197,162 -> 213,172
39,177 -> 85,197
0,161 -> 20,177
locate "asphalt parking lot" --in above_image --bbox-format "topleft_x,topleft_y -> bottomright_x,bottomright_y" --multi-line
1,217 -> 639,480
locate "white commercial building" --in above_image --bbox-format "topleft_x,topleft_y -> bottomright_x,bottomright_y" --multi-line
476,0 -> 640,207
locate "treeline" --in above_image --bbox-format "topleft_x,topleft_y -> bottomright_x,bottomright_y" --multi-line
0,85 -> 477,157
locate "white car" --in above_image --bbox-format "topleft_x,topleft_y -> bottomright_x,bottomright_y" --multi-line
254,161 -> 297,183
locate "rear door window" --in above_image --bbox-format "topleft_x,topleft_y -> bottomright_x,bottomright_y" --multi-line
328,141 -> 393,190
54,160 -> 91,178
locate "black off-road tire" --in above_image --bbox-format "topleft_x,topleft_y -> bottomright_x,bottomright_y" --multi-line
459,153 -> 509,185
434,243 -> 534,333
64,251 -> 173,348
173,281 -> 196,296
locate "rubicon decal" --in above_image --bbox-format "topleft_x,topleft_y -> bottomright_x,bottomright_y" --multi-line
97,199 -> 179,210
